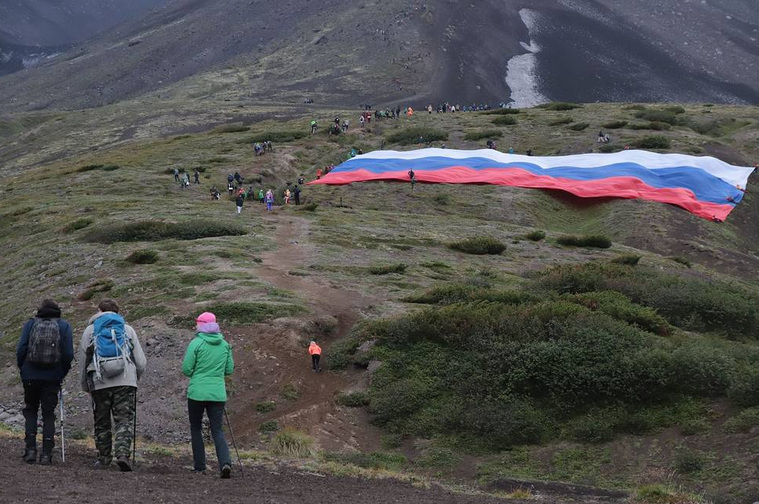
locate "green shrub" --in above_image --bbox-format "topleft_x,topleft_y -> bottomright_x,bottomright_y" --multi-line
484,108 -> 521,115
269,428 -> 315,458
78,278 -> 115,301
539,102 -> 583,111
298,203 -> 319,212
281,384 -> 300,401
242,130 -> 307,143
385,127 -> 448,145
369,263 -> 407,275
569,408 -> 621,443
212,123 -> 249,133
255,401 -> 277,413
84,220 -> 246,243
381,434 -> 404,449
259,420 -> 279,433
568,122 -> 590,131
564,291 -> 670,335
463,129 -> 503,141
723,407 -> 759,433
634,110 -> 682,125
406,284 -> 537,306
549,117 -> 573,126
323,451 -> 407,471
556,234 -> 612,248
125,249 -> 159,265
664,105 -> 686,114
669,256 -> 692,268
622,104 -> 647,111
632,135 -> 671,149
598,144 -> 620,153
525,230 -> 546,241
414,447 -> 459,468
492,116 -> 517,126
602,120 -> 628,129
729,368 -> 759,407
629,122 -> 671,131
448,236 -> 506,255
336,391 -> 370,407
433,194 -> 451,205
205,302 -> 304,324
673,448 -> 707,474
612,254 -> 641,265
62,217 -> 93,233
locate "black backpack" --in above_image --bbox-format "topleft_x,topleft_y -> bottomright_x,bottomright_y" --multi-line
26,318 -> 62,368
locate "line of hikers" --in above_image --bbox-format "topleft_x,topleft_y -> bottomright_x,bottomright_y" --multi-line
174,168 -> 201,188
16,298 -> 325,478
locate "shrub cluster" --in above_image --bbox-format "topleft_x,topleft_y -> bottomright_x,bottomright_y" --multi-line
539,102 -> 583,111
602,120 -> 628,129
549,117 -> 573,126
270,429 -> 315,458
568,122 -> 590,131
125,249 -> 159,265
448,236 -> 506,255
632,135 -> 671,149
634,109 -> 683,126
492,116 -> 517,126
484,108 -> 521,115
385,127 -> 448,145
84,220 -> 246,243
556,234 -> 612,248
212,124 -> 249,133
336,391 -> 370,407
242,130 -> 306,143
629,121 -> 672,131
62,217 -> 93,233
525,230 -> 546,241
369,263 -> 407,275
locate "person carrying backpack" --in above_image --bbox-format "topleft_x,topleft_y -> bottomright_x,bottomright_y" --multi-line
16,299 -> 75,465
235,193 -> 244,214
78,299 -> 146,472
182,312 -> 234,478
293,185 -> 301,205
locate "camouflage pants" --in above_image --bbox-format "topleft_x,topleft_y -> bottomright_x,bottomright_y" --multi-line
91,386 -> 136,463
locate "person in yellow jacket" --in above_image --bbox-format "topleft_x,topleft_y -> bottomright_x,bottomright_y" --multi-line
308,341 -> 322,372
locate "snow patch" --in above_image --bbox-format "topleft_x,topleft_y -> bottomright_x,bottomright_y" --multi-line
505,9 -> 549,108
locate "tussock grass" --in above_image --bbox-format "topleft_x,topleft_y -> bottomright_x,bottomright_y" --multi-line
492,115 -> 517,126
556,234 -> 612,248
336,391 -> 370,407
62,217 -> 93,233
602,120 -> 628,129
524,230 -> 546,241
549,117 -> 573,126
125,249 -> 159,264
448,236 -> 506,255
270,429 -> 316,458
84,220 -> 246,243
568,122 -> 590,131
369,263 -> 407,275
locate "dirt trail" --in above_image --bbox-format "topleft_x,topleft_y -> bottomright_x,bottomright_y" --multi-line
227,211 -> 381,452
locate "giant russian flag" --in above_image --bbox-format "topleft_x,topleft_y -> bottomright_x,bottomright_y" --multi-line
310,148 -> 755,221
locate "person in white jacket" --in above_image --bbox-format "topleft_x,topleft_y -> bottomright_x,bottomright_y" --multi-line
79,299 -> 146,471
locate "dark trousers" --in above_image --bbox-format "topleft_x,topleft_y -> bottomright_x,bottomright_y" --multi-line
92,386 -> 136,462
188,399 -> 231,471
311,354 -> 321,370
23,380 -> 60,449
294,195 -> 300,205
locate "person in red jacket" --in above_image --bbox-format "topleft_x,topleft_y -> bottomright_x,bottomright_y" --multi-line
308,341 -> 322,372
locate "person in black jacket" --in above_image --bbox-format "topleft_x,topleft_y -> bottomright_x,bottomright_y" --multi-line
16,299 -> 75,465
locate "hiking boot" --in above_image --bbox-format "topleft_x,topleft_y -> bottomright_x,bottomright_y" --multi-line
22,447 -> 37,464
38,452 -> 53,465
220,464 -> 231,479
116,456 -> 132,472
94,459 -> 111,470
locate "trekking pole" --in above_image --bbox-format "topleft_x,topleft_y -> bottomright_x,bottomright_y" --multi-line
223,408 -> 244,476
58,389 -> 66,463
132,390 -> 138,468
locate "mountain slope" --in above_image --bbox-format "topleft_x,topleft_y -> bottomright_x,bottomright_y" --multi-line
1,0 -> 759,112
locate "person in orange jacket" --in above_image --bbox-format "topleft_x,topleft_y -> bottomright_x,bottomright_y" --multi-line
308,341 -> 322,372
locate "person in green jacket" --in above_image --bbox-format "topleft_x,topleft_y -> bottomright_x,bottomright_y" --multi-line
182,312 -> 234,478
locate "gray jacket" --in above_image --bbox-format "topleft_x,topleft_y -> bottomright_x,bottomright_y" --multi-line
78,311 -> 147,392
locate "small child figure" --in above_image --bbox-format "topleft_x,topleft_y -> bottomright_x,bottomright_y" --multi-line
308,340 -> 322,372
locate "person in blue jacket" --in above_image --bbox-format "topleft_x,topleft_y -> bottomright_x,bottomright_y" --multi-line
16,299 -> 74,465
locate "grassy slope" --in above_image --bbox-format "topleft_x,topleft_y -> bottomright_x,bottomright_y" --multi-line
1,102 -> 759,501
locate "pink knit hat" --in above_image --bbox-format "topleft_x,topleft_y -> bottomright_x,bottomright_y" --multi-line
196,312 -> 216,324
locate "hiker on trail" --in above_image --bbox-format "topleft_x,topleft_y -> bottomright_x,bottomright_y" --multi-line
211,186 -> 220,200
293,185 -> 301,205
526,149 -> 533,156
316,168 -> 323,180
298,176 -> 305,185
227,182 -> 234,196
310,120 -> 318,134
173,168 -> 179,182
258,188 -> 265,204
182,171 -> 191,188
359,115 -> 365,129
235,193 -> 244,214
194,169 -> 200,184
79,299 -> 146,472
17,299 -> 75,465
234,172 -> 244,186
284,188 -> 291,204
308,341 -> 322,372
408,168 -> 416,192
227,173 -> 234,185
182,312 -> 234,479
265,189 -> 274,211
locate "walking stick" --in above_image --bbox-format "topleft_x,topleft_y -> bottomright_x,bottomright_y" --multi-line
58,389 -> 65,463
223,408 -> 244,476
132,390 -> 138,467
